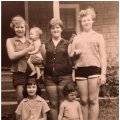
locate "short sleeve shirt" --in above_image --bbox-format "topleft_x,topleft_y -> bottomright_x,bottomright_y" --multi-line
15,96 -> 50,120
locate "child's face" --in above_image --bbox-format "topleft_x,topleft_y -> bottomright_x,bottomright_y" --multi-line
27,84 -> 37,98
80,15 -> 94,32
67,91 -> 77,102
14,23 -> 26,37
30,29 -> 38,41
50,24 -> 62,39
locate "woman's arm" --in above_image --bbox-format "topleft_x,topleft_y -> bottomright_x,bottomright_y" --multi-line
99,35 -> 107,84
6,38 -> 34,60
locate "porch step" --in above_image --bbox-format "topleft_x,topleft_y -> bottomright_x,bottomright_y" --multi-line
2,71 -> 13,81
1,102 -> 17,117
2,80 -> 14,90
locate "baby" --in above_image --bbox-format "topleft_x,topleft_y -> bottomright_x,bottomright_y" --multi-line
27,27 -> 43,79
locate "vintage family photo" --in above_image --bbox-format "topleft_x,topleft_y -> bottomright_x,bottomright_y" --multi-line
1,1 -> 119,120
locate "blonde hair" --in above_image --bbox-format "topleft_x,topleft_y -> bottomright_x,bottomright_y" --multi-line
10,15 -> 27,29
49,18 -> 63,29
78,7 -> 96,22
30,27 -> 43,37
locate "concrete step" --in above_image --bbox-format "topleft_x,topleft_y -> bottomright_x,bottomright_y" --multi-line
2,89 -> 48,101
1,72 -> 13,81
2,80 -> 14,90
1,102 -> 17,117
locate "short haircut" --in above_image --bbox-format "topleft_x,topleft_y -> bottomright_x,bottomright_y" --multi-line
10,15 -> 28,29
78,7 -> 96,22
49,18 -> 63,29
23,77 -> 41,98
30,27 -> 43,36
63,81 -> 78,97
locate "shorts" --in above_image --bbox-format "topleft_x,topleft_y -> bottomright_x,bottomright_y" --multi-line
75,66 -> 101,80
13,72 -> 27,88
44,74 -> 72,86
30,55 -> 43,65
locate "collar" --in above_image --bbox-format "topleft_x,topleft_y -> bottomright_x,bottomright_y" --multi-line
23,95 -> 44,102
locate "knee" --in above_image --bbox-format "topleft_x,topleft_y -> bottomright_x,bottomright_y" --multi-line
49,101 -> 58,109
80,98 -> 88,106
16,86 -> 23,103
89,97 -> 99,105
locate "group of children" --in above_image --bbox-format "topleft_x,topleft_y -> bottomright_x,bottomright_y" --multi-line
15,79 -> 83,120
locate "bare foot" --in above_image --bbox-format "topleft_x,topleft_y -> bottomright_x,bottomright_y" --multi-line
37,73 -> 42,80
29,72 -> 37,76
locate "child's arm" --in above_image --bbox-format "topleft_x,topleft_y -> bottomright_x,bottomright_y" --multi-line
58,103 -> 65,120
16,114 -> 21,120
28,40 -> 41,55
37,113 -> 47,120
78,102 -> 83,120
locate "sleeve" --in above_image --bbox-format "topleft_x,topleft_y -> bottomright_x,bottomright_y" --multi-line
42,100 -> 50,114
15,101 -> 23,115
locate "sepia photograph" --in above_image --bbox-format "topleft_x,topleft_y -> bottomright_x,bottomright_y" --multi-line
1,1 -> 119,120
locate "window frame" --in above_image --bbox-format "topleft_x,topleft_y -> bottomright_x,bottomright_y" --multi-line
59,4 -> 80,34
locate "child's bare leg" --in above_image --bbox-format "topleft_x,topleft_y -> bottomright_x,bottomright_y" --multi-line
35,65 -> 41,79
27,58 -> 36,76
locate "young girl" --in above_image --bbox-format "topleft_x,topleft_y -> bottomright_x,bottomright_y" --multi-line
27,27 -> 43,79
15,78 -> 50,120
68,7 -> 107,120
58,82 -> 83,120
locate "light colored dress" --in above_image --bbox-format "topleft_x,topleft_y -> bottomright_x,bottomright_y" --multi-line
15,95 -> 50,120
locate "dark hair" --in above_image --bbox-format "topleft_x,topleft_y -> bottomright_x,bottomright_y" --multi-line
23,77 -> 41,98
63,82 -> 78,97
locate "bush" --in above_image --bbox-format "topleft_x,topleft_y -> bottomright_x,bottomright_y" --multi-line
99,55 -> 119,97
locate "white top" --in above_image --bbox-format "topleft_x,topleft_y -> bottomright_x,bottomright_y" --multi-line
71,30 -> 105,68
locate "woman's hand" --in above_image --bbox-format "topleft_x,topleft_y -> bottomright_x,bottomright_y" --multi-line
98,74 -> 106,86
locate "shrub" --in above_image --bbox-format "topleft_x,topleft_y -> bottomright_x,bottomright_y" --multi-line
99,55 -> 119,97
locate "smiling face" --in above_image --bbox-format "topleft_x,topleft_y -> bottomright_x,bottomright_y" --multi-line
50,24 -> 62,39
14,22 -> 26,37
27,84 -> 37,98
30,29 -> 38,41
67,91 -> 77,102
80,15 -> 94,32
